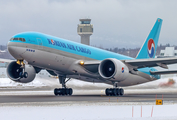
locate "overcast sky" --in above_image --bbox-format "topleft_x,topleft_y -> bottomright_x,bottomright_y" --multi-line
0,0 -> 177,48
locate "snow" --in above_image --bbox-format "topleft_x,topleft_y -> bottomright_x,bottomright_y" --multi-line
0,78 -> 46,87
0,102 -> 177,120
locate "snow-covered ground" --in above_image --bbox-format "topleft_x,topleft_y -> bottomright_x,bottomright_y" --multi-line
1,102 -> 177,120
0,78 -> 46,87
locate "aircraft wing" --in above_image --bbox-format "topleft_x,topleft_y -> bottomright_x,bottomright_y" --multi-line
83,57 -> 177,71
150,70 -> 177,75
123,57 -> 177,69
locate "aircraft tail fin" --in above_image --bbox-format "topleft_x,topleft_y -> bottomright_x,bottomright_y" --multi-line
136,18 -> 163,59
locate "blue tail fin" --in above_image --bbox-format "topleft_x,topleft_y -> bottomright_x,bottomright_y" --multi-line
136,18 -> 163,59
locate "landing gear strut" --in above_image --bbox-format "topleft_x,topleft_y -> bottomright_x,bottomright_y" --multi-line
105,82 -> 124,96
54,75 -> 73,96
17,60 -> 28,78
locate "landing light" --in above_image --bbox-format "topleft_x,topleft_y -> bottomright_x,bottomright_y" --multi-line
16,60 -> 24,65
80,61 -> 84,65
16,60 -> 21,65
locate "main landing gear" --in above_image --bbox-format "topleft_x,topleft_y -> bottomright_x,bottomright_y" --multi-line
54,75 -> 73,96
105,88 -> 124,96
105,82 -> 124,96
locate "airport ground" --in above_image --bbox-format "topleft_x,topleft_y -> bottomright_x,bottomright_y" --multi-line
1,72 -> 177,119
1,86 -> 177,119
1,87 -> 177,119
1,86 -> 177,104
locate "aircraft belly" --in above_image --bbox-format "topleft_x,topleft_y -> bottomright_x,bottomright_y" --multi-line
67,74 -> 113,85
24,49 -> 75,74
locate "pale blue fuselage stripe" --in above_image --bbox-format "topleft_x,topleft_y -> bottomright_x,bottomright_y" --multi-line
10,32 -> 159,78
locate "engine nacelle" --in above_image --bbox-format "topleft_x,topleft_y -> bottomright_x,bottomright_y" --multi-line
7,61 -> 36,83
98,58 -> 129,81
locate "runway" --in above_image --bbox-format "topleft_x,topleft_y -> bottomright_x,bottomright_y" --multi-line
1,89 -> 177,119
1,90 -> 177,104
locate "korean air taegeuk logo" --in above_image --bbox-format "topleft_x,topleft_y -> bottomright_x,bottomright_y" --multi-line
147,39 -> 155,58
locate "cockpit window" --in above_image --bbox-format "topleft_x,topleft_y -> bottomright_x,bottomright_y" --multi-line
10,38 -> 26,42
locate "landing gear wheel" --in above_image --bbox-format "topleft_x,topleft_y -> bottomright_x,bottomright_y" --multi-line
23,72 -> 28,78
109,88 -> 113,96
112,88 -> 117,96
19,72 -> 23,78
119,88 -> 124,96
61,89 -> 65,95
58,88 -> 62,95
54,88 -> 73,96
19,72 -> 28,78
116,88 -> 120,96
69,88 -> 73,95
65,88 -> 70,95
54,88 -> 58,96
105,88 -> 109,96
105,88 -> 124,96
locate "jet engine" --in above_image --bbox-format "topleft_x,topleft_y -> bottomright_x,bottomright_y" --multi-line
7,61 -> 36,83
98,58 -> 129,81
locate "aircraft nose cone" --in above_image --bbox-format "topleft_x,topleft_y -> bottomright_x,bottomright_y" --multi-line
7,42 -> 23,60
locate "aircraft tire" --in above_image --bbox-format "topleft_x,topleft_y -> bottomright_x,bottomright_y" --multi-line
112,88 -> 117,96
54,88 -> 59,96
105,88 -> 124,96
69,88 -> 73,95
54,88 -> 73,96
61,88 -> 66,95
58,88 -> 62,95
105,88 -> 109,96
65,88 -> 70,95
119,88 -> 124,96
19,72 -> 23,78
116,88 -> 120,96
23,72 -> 28,78
110,88 -> 113,96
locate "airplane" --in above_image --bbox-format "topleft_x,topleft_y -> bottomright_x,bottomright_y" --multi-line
3,18 -> 177,96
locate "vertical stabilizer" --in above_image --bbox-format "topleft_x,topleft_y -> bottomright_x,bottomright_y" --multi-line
136,18 -> 163,59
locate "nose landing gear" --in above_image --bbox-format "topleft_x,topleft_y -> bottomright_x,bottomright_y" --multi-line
54,75 -> 73,96
17,60 -> 28,78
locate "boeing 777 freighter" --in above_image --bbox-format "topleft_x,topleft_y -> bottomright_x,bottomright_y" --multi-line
3,18 -> 177,96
